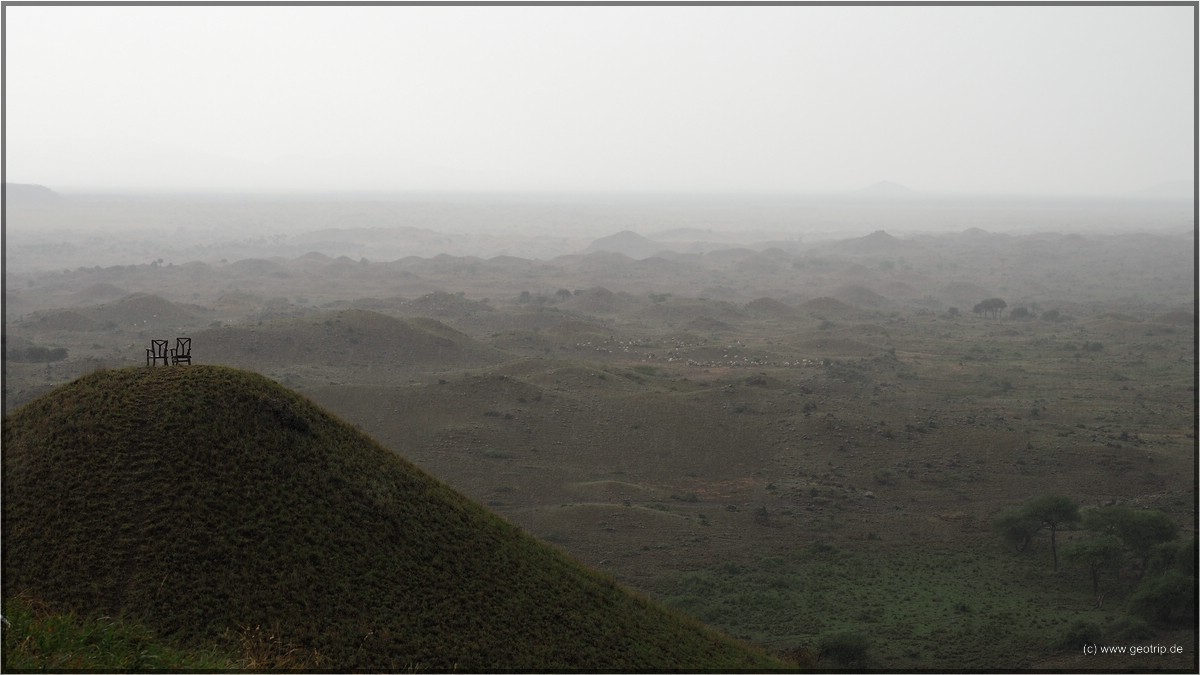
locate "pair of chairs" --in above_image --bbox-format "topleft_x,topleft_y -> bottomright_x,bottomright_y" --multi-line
146,337 -> 191,366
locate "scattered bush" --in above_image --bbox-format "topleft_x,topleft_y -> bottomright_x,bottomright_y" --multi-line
1056,619 -> 1103,650
7,345 -> 68,363
1107,615 -> 1154,641
1128,571 -> 1196,624
817,630 -> 869,667
992,508 -> 1041,552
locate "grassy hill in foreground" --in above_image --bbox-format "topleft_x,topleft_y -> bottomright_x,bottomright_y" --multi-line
2,365 -> 781,671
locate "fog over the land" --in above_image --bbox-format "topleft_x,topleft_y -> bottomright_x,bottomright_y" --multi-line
4,4 -> 1194,198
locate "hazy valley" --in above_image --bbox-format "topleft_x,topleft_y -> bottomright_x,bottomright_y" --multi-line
4,191 -> 1195,670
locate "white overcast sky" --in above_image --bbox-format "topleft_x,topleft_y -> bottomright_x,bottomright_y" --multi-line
3,4 -> 1195,195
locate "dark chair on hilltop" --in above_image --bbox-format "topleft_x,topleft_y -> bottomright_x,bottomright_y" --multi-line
147,339 -> 170,367
171,337 -> 192,365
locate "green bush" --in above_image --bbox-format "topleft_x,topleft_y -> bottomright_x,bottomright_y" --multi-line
1128,571 -> 1196,624
818,630 -> 869,667
1055,619 -> 1103,650
1107,615 -> 1154,641
1,597 -> 233,671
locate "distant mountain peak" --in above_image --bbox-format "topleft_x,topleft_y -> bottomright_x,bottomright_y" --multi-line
5,183 -> 62,202
582,230 -> 666,260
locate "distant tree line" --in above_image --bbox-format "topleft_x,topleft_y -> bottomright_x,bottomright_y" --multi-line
517,289 -> 575,305
950,304 -> 1066,322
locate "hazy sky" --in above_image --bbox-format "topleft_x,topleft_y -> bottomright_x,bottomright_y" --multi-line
4,4 -> 1194,195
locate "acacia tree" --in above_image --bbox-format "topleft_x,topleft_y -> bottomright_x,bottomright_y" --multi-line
995,495 -> 1080,570
972,297 -> 1007,319
1084,506 -> 1177,578
993,508 -> 1042,552
1063,535 -> 1124,594
1129,537 -> 1197,625
1023,495 -> 1080,571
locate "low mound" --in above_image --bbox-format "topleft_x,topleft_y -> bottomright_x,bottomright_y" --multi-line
685,316 -> 734,332
745,297 -> 800,319
565,480 -> 667,502
799,296 -> 854,313
94,293 -> 198,328
71,283 -> 127,304
226,258 -> 286,276
298,251 -> 333,263
402,291 -> 495,319
564,286 -> 636,314
1155,311 -> 1195,325
2,366 -> 779,671
824,229 -> 919,255
194,309 -> 503,370
30,309 -> 97,331
582,230 -> 665,259
526,365 -> 648,392
831,284 -> 890,308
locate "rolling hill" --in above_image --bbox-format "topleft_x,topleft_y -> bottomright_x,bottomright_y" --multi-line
4,183 -> 62,203
2,365 -> 782,671
192,308 -> 504,371
581,230 -> 667,259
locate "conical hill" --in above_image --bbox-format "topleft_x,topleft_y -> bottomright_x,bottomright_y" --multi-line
2,366 -> 779,671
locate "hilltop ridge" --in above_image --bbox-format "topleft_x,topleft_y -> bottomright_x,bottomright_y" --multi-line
2,366 -> 781,671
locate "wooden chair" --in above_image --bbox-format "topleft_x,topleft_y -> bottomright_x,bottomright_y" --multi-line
170,337 -> 192,365
146,339 -> 170,366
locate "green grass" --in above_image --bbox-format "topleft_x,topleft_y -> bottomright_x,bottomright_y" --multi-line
2,596 -> 235,671
3,365 -> 783,671
648,542 -> 1150,670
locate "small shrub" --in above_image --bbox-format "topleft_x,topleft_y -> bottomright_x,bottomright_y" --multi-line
1056,619 -> 1103,650
1107,615 -> 1154,640
817,631 -> 869,667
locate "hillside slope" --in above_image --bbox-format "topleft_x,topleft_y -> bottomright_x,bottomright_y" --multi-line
193,308 -> 504,371
2,366 -> 779,671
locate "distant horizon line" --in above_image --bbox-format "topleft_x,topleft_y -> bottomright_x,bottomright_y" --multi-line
5,182 -> 1195,203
